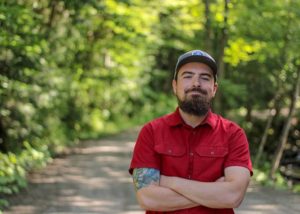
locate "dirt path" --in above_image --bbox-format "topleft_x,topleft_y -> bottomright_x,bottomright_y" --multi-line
3,128 -> 300,214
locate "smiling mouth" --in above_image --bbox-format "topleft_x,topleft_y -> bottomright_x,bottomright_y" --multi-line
185,88 -> 208,96
187,90 -> 206,96
188,91 -> 202,95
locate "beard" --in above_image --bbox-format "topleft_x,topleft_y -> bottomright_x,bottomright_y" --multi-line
177,87 -> 212,117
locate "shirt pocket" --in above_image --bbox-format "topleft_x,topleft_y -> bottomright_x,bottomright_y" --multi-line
194,146 -> 228,181
154,143 -> 186,176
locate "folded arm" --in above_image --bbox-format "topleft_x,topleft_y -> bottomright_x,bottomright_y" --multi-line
132,168 -> 198,211
160,166 -> 251,208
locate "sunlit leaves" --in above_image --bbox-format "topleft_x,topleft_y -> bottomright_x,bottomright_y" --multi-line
224,38 -> 265,66
1,0 -> 300,206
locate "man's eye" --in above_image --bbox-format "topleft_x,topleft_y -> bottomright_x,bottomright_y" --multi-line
201,76 -> 210,81
183,75 -> 192,79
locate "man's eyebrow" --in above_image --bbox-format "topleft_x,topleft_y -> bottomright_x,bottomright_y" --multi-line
200,73 -> 213,77
181,71 -> 195,76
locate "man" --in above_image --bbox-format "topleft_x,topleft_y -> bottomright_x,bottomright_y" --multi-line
129,50 -> 252,214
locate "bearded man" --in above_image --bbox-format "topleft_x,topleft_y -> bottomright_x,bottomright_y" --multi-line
129,50 -> 252,214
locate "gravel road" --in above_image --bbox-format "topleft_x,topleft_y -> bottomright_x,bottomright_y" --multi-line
3,128 -> 300,214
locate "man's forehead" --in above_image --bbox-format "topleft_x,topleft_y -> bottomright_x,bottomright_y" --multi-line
178,62 -> 214,75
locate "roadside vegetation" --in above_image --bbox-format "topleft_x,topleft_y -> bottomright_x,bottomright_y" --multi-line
1,0 -> 300,211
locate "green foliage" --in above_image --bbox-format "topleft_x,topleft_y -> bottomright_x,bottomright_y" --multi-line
1,0 -> 300,210
0,143 -> 50,209
224,38 -> 265,66
253,166 -> 289,190
293,184 -> 300,193
217,79 -> 247,110
133,92 -> 177,123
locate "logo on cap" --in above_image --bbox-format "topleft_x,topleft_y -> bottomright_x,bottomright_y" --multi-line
191,50 -> 205,56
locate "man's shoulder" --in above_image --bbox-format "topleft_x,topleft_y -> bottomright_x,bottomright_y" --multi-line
144,112 -> 176,128
145,112 -> 175,127
212,112 -> 244,132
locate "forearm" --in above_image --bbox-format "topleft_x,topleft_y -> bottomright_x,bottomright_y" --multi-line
132,168 -> 199,211
137,185 -> 198,211
160,167 -> 250,208
163,177 -> 240,208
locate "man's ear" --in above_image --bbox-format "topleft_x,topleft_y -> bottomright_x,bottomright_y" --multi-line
172,79 -> 177,95
213,82 -> 218,97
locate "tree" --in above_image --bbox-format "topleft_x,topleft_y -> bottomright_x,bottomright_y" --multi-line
270,66 -> 300,179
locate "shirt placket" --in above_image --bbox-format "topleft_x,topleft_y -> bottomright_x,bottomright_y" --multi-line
187,129 -> 197,179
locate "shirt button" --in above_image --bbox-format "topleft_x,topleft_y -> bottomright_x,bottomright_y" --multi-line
192,131 -> 196,135
211,151 -> 215,155
189,152 -> 194,156
168,149 -> 172,154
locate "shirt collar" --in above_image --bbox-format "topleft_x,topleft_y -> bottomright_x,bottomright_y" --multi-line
201,110 -> 217,129
164,107 -> 217,129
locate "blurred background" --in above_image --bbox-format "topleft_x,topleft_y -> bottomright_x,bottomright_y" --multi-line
0,0 -> 300,210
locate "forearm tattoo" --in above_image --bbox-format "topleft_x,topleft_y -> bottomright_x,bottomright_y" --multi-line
132,168 -> 160,190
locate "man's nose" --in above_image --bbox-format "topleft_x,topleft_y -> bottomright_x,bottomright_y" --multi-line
192,76 -> 201,87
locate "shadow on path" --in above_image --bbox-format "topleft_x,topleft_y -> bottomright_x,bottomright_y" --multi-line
3,128 -> 300,214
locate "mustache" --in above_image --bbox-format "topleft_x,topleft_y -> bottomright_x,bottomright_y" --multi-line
185,87 -> 208,95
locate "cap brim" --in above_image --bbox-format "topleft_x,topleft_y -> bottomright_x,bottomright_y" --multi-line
176,55 -> 217,75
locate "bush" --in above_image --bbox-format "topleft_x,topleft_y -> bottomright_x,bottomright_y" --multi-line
0,142 -> 52,210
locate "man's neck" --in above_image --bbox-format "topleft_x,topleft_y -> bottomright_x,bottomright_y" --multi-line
178,108 -> 207,128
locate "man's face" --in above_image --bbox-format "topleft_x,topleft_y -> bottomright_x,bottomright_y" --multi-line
172,62 -> 218,116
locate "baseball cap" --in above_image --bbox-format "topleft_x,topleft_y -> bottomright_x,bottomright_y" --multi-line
174,50 -> 217,81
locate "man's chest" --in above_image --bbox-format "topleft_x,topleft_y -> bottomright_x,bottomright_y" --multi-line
153,128 -> 229,181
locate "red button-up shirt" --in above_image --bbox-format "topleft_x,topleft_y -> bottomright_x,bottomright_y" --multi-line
129,108 -> 252,214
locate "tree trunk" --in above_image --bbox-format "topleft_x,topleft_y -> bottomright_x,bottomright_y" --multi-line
254,108 -> 275,167
245,103 -> 253,122
217,0 -> 229,80
213,0 -> 229,114
202,0 -> 213,53
254,93 -> 281,166
44,0 -> 59,39
0,118 -> 8,153
47,0 -> 58,29
269,68 -> 300,180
